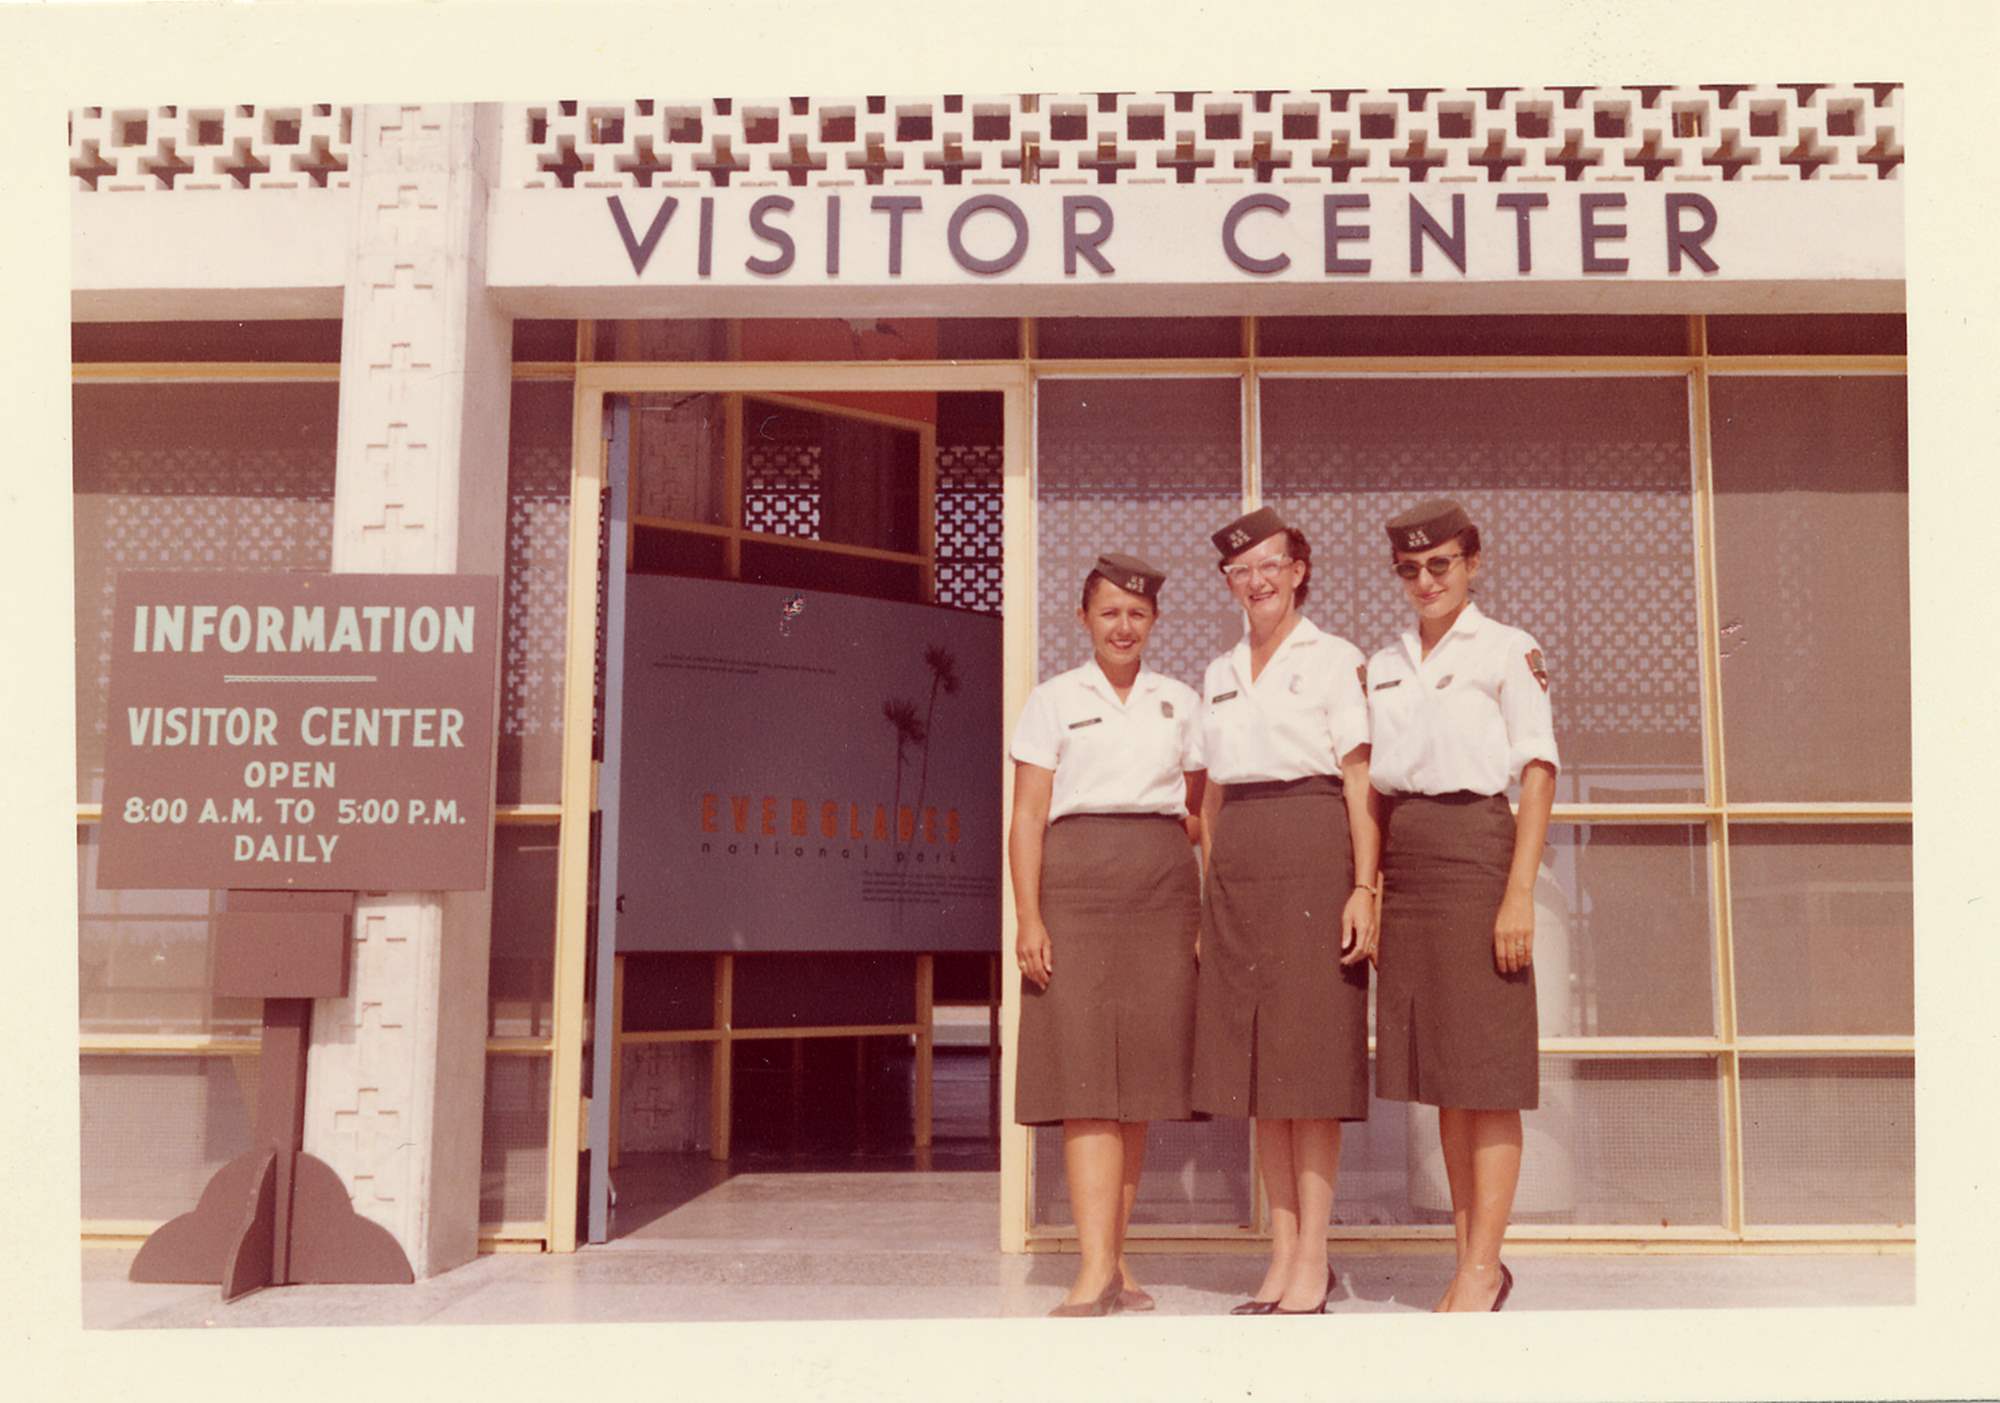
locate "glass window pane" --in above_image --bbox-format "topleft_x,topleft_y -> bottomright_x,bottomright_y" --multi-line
1035,317 -> 1242,360
1261,375 -> 1701,803
1033,1120 -> 1251,1229
633,527 -> 729,578
1710,376 -> 1908,802
72,382 -> 338,803
71,320 -> 345,362
1729,824 -> 1912,1036
480,1054 -> 552,1225
1340,1057 -> 1725,1227
618,1043 -> 710,1155
590,318 -> 1017,363
81,1054 -> 257,1219
490,827 -> 558,1038
1030,388 -> 1248,1234
936,441 -> 1003,617
738,541 -> 925,603
937,319 -> 1020,360
1257,315 -> 1687,359
1740,1056 -> 1913,1226
737,318 -> 1008,363
595,319 -> 730,361
512,319 -> 578,360
742,396 -> 920,553
1705,314 -> 1906,356
630,390 -> 727,527
620,953 -> 717,1033
1035,378 -> 1243,692
1538,824 -> 1715,1038
733,955 -> 917,1027
77,827 -> 262,1038
501,381 -> 574,807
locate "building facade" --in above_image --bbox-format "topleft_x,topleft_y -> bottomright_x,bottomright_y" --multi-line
73,88 -> 1910,1272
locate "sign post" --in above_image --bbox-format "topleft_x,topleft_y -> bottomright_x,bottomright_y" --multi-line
102,572 -> 501,1301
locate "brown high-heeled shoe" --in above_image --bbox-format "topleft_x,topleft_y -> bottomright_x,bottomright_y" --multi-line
1490,1262 -> 1514,1312
1116,1285 -> 1156,1312
1228,1297 -> 1280,1316
1048,1277 -> 1124,1318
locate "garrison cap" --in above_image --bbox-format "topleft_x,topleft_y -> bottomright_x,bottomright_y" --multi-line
1385,498 -> 1474,553
1211,506 -> 1290,560
1091,552 -> 1167,600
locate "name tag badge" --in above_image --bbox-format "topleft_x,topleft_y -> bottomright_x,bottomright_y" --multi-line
1372,679 -> 1402,692
1068,716 -> 1103,730
1210,690 -> 1239,704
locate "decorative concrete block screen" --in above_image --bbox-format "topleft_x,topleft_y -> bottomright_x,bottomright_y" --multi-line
71,88 -> 1903,193
70,104 -> 355,190
495,89 -> 1904,190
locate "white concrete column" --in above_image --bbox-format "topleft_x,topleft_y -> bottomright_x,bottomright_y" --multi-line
306,102 -> 514,1276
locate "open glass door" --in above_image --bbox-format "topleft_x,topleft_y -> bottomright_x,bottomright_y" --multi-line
581,385 -> 1009,1246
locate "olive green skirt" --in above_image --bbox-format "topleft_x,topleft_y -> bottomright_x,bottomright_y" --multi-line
1376,792 -> 1539,1110
1013,814 -> 1201,1126
1191,777 -> 1370,1121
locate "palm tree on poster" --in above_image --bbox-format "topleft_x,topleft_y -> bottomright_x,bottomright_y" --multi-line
911,643 -> 960,844
884,698 -> 927,843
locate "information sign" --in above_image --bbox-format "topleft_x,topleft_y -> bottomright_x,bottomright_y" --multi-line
96,571 -> 502,891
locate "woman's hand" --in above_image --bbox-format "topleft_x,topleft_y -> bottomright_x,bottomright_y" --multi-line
1018,918 -> 1054,990
1338,749 -> 1381,969
1493,888 -> 1535,974
1495,762 -> 1554,976
1340,886 -> 1378,966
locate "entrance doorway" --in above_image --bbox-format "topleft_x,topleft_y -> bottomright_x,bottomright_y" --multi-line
566,377 -> 1020,1249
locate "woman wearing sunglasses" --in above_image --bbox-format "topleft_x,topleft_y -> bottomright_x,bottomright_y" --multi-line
1189,507 -> 1380,1316
1365,498 -> 1560,1313
1009,553 -> 1205,1317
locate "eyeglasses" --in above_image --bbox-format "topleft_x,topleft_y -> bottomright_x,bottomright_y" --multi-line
1392,554 -> 1465,581
1220,556 -> 1293,586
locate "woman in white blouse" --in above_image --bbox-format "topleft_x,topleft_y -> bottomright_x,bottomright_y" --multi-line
1189,507 -> 1380,1316
1366,498 -> 1560,1313
1008,553 -> 1205,1317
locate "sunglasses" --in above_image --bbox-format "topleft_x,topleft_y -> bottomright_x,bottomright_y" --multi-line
1392,553 -> 1466,581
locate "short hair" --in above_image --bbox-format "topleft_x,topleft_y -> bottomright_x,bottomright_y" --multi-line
1285,527 -> 1313,608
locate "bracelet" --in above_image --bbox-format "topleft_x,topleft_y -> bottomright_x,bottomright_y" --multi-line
1354,879 -> 1380,895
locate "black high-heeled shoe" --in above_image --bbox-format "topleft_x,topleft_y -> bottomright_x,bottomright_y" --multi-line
1490,1262 -> 1514,1313
1272,1265 -> 1336,1315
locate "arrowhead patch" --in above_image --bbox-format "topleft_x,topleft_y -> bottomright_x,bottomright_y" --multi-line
1526,648 -> 1549,692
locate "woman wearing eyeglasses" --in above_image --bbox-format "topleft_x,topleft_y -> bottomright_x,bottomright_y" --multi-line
1010,553 -> 1206,1317
1365,499 -> 1559,1313
1189,506 -> 1380,1316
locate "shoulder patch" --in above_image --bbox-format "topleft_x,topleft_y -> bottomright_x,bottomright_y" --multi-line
1160,699 -> 1175,719
1356,663 -> 1367,690
1526,648 -> 1549,692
